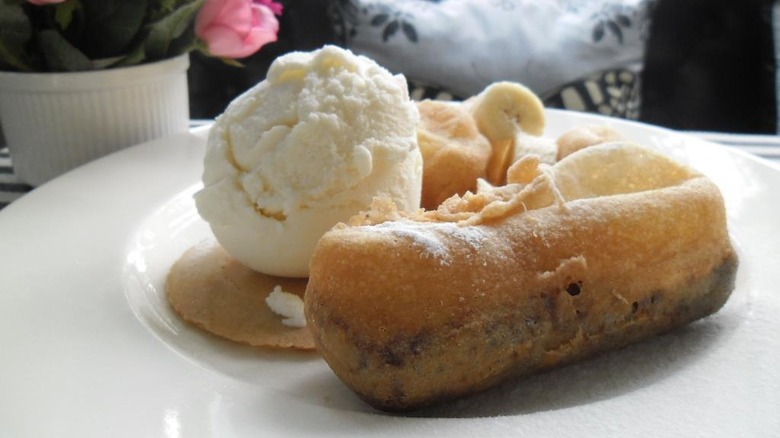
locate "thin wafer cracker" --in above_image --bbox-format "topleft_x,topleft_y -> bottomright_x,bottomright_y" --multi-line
166,241 -> 314,350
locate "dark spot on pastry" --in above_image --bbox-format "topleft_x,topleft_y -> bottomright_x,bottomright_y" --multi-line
390,380 -> 406,404
409,333 -> 429,355
382,346 -> 404,367
631,301 -> 639,313
566,282 -> 582,296
648,290 -> 663,305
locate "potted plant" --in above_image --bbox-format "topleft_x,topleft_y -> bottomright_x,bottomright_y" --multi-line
0,0 -> 283,186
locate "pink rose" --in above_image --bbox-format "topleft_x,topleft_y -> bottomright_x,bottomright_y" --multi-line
255,0 -> 283,16
27,0 -> 67,4
196,0 -> 281,59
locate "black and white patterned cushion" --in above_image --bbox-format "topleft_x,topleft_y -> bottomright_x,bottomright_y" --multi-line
407,67 -> 640,120
0,145 -> 32,210
329,0 -> 654,119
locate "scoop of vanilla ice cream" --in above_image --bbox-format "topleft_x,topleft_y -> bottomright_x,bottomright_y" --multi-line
195,46 -> 423,277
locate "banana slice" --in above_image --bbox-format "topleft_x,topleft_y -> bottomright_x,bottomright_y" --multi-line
468,82 -> 546,185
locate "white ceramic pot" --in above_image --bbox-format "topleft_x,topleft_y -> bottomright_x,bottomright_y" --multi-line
0,54 -> 190,186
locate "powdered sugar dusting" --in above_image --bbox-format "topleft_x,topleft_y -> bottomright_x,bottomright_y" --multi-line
369,220 -> 490,265
443,222 -> 489,250
372,221 -> 450,263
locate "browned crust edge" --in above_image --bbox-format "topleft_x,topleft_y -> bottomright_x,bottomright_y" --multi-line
314,251 -> 737,412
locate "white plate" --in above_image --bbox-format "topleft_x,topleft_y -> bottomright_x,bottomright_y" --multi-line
1,110 -> 778,437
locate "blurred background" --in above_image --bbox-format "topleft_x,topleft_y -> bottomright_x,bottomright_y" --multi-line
188,0 -> 778,134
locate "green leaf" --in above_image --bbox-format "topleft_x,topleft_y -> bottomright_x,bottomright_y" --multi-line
0,41 -> 33,71
0,1 -> 36,71
54,0 -> 80,30
89,54 -> 126,69
143,25 -> 169,60
220,57 -> 244,68
145,0 -> 177,23
156,0 -> 204,41
159,0 -> 177,13
38,28 -> 92,71
142,0 -> 203,60
112,44 -> 147,68
193,45 -> 244,69
81,0 -> 149,58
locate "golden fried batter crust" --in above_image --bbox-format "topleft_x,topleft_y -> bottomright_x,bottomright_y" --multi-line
305,142 -> 738,411
416,100 -> 492,210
